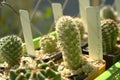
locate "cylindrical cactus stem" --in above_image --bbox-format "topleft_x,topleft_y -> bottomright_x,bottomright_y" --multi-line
101,19 -> 118,54
73,18 -> 85,40
0,35 -> 23,67
39,34 -> 57,53
56,16 -> 82,70
100,6 -> 116,21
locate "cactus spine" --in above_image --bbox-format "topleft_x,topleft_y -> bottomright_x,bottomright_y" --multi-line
0,35 -> 23,67
55,16 -> 82,70
101,19 -> 118,54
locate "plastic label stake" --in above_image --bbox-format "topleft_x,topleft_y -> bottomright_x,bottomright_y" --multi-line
115,0 -> 120,16
19,10 -> 35,55
78,0 -> 90,32
86,7 -> 103,61
52,3 -> 63,21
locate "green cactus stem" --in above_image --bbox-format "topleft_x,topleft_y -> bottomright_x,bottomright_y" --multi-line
55,16 -> 82,70
7,60 -> 61,80
39,34 -> 58,53
100,6 -> 116,21
73,18 -> 85,40
0,35 -> 23,67
101,19 -> 118,54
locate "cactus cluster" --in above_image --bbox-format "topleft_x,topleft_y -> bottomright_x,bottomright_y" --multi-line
100,6 -> 116,21
101,19 -> 118,54
39,34 -> 58,53
55,16 -> 83,70
6,60 -> 61,80
0,35 -> 23,67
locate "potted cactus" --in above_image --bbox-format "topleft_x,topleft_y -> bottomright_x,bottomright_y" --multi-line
82,19 -> 120,69
101,19 -> 120,69
0,35 -> 23,68
55,16 -> 105,80
0,15 -> 106,80
38,34 -> 62,63
37,18 -> 86,63
0,35 -> 62,80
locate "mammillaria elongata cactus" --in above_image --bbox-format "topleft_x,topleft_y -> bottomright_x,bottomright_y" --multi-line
39,34 -> 58,53
55,16 -> 82,70
0,35 -> 23,67
101,19 -> 118,54
73,18 -> 85,40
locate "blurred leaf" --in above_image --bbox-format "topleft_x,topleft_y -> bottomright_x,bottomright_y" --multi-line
44,7 -> 52,19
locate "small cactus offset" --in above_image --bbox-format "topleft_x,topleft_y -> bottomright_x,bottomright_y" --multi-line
73,18 -> 85,39
39,34 -> 58,53
101,19 -> 118,54
100,6 -> 116,21
55,16 -> 82,70
0,35 -> 23,67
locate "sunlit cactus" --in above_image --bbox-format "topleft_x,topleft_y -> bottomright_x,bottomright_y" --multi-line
101,19 -> 118,54
55,16 -> 82,70
0,35 -> 23,67
39,34 -> 58,53
73,18 -> 85,39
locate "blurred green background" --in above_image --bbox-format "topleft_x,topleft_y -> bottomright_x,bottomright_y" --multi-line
0,0 -> 114,39
0,0 -> 53,39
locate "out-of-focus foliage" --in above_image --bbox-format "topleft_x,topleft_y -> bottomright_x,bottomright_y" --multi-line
0,0 -> 34,38
0,0 -> 54,39
32,6 -> 53,35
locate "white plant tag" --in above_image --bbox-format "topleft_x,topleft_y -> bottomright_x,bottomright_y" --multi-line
19,10 -> 35,55
78,0 -> 90,32
115,0 -> 120,16
52,3 -> 63,21
86,7 -> 103,61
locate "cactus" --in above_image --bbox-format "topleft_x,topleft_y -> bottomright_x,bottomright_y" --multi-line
100,6 -> 116,21
6,60 -> 61,80
55,16 -> 82,70
101,19 -> 118,54
39,34 -> 58,53
0,35 -> 23,67
73,18 -> 85,39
